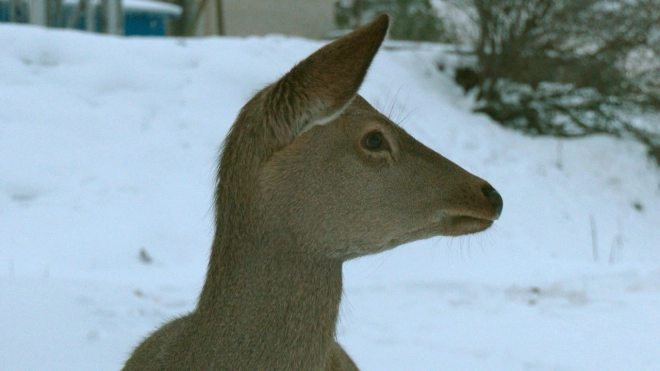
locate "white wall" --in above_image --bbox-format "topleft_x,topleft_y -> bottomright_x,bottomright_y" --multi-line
203,0 -> 335,39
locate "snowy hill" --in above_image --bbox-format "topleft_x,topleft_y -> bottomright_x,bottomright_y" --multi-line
1,24 -> 659,370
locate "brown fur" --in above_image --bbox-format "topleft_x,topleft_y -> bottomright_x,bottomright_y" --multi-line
123,14 -> 501,371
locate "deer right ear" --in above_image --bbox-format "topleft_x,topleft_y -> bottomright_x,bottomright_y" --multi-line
266,15 -> 389,142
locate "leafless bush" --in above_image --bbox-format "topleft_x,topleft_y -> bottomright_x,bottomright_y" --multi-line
463,0 -> 660,164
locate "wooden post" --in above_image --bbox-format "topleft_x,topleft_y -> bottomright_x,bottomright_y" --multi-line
216,0 -> 224,35
191,0 -> 209,35
29,0 -> 47,26
8,0 -> 18,22
85,0 -> 95,31
104,0 -> 124,35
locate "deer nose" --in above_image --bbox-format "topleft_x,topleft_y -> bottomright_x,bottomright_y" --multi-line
482,186 -> 503,219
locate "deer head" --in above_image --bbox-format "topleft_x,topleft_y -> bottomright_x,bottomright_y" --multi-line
217,14 -> 502,262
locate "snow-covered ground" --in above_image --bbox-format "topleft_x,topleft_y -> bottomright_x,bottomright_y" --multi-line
1,24 -> 659,371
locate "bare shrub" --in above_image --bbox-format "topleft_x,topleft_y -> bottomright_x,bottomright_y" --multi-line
465,0 -> 660,164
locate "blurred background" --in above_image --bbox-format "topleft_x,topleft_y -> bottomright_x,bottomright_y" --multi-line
2,0 -> 659,155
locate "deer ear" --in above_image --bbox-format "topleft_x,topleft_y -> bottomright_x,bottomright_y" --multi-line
270,14 -> 389,137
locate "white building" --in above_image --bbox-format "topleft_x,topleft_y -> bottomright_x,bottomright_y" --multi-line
202,0 -> 335,39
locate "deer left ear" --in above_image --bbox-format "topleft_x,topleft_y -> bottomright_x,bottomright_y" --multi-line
269,14 -> 389,138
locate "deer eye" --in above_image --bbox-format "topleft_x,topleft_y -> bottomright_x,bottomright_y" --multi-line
363,131 -> 383,150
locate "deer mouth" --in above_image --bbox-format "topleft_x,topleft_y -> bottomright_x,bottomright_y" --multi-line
441,215 -> 494,236
421,211 -> 496,237
394,214 -> 494,246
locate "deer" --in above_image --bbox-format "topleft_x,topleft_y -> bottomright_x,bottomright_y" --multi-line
122,14 -> 503,371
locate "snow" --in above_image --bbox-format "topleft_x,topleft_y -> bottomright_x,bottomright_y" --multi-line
61,0 -> 183,16
1,24 -> 659,371
122,0 -> 182,16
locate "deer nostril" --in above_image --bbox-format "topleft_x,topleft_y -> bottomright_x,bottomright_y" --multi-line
482,186 -> 503,219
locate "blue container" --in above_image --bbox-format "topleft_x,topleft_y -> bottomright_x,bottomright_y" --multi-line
123,1 -> 182,36
0,0 -> 181,36
125,11 -> 167,36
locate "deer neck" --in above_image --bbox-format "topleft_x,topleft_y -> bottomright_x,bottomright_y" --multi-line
196,217 -> 343,368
